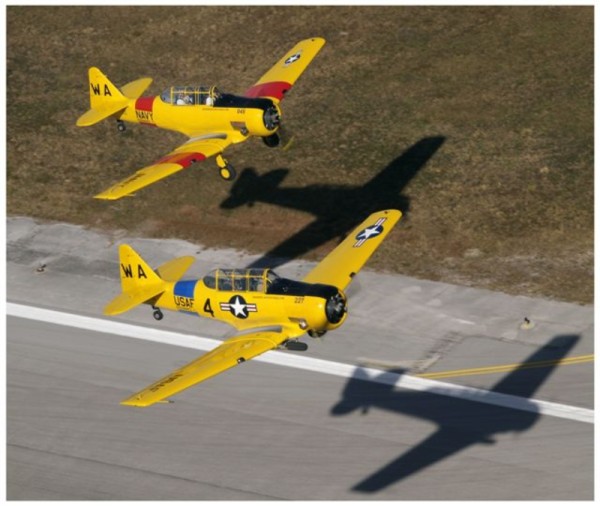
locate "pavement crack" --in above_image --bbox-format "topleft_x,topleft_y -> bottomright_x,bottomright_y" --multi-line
7,443 -> 284,500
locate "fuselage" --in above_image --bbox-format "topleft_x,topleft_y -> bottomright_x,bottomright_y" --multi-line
118,86 -> 281,139
150,268 -> 347,334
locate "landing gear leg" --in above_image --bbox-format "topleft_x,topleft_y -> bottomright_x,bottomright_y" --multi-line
117,120 -> 126,133
152,306 -> 164,321
216,154 -> 236,181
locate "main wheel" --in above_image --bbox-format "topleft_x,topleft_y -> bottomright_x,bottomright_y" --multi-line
153,309 -> 164,321
117,121 -> 126,133
219,164 -> 237,181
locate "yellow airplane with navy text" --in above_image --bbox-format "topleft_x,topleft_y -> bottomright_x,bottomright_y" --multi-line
105,210 -> 401,407
76,38 -> 325,200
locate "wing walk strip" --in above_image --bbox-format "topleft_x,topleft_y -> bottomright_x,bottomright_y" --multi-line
7,303 -> 593,424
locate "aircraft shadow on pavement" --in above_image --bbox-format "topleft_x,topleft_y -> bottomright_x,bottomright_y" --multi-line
220,136 -> 446,269
329,334 -> 580,493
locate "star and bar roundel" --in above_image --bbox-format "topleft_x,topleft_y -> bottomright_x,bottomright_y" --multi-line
354,217 -> 387,248
284,51 -> 302,66
220,295 -> 257,319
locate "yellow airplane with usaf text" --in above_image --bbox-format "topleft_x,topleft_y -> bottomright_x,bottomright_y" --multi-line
105,210 -> 401,407
76,38 -> 325,200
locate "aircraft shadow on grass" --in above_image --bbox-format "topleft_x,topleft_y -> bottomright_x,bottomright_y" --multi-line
330,335 -> 580,493
220,136 -> 446,269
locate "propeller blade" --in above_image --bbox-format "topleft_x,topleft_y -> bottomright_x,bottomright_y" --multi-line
277,123 -> 295,150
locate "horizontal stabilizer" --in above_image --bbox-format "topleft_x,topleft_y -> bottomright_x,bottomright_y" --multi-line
156,256 -> 196,282
121,77 -> 153,100
104,287 -> 164,316
76,100 -> 128,127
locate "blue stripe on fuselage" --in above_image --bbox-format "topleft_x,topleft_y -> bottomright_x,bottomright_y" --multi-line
174,280 -> 197,298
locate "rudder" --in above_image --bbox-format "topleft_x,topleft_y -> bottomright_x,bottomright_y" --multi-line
88,67 -> 126,110
118,244 -> 162,293
104,245 -> 165,315
76,67 -> 129,126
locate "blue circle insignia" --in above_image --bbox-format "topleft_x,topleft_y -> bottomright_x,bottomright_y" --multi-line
284,52 -> 302,66
355,224 -> 384,241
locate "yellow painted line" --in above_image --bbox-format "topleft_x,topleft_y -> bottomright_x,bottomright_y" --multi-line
417,354 -> 594,380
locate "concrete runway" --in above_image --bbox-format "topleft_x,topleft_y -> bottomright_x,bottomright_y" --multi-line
6,217 -> 594,500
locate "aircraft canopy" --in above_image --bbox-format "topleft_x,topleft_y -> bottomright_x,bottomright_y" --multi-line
160,86 -> 221,106
203,268 -> 278,293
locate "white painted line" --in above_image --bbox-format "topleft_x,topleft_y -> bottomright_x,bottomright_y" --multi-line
7,302 -> 594,424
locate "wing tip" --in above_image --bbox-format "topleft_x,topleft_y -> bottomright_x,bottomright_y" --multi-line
370,208 -> 402,223
120,397 -> 173,407
120,400 -> 143,407
94,190 -> 134,200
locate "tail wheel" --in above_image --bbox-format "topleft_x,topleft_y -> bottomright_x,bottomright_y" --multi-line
152,308 -> 164,321
116,120 -> 126,133
219,164 -> 236,181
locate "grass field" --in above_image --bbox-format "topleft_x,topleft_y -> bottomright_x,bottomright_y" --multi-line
7,6 -> 593,303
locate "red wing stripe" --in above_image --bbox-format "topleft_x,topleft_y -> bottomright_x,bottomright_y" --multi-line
157,152 -> 206,168
245,81 -> 292,101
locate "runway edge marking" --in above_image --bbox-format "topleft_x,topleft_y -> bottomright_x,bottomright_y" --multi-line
7,302 -> 593,424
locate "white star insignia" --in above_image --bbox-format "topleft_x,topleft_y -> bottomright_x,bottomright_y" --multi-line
229,296 -> 247,317
285,53 -> 301,65
359,226 -> 381,240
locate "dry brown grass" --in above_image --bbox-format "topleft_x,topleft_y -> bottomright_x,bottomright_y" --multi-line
7,6 -> 593,303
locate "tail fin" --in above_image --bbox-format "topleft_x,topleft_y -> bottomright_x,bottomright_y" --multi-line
104,245 -> 165,315
76,67 -> 152,127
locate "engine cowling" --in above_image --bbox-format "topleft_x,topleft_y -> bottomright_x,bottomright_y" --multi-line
325,291 -> 347,325
215,93 -> 281,137
263,105 -> 280,131
274,277 -> 348,334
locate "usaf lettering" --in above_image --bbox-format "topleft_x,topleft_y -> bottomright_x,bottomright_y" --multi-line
174,296 -> 194,309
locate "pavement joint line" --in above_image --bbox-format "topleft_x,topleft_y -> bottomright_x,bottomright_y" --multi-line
7,302 -> 594,425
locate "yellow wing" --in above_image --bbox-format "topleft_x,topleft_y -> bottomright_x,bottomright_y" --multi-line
245,37 -> 325,103
121,327 -> 300,407
302,210 -> 402,291
94,135 -> 232,200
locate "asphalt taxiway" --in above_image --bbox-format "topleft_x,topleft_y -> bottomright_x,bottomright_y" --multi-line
6,217 -> 594,500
